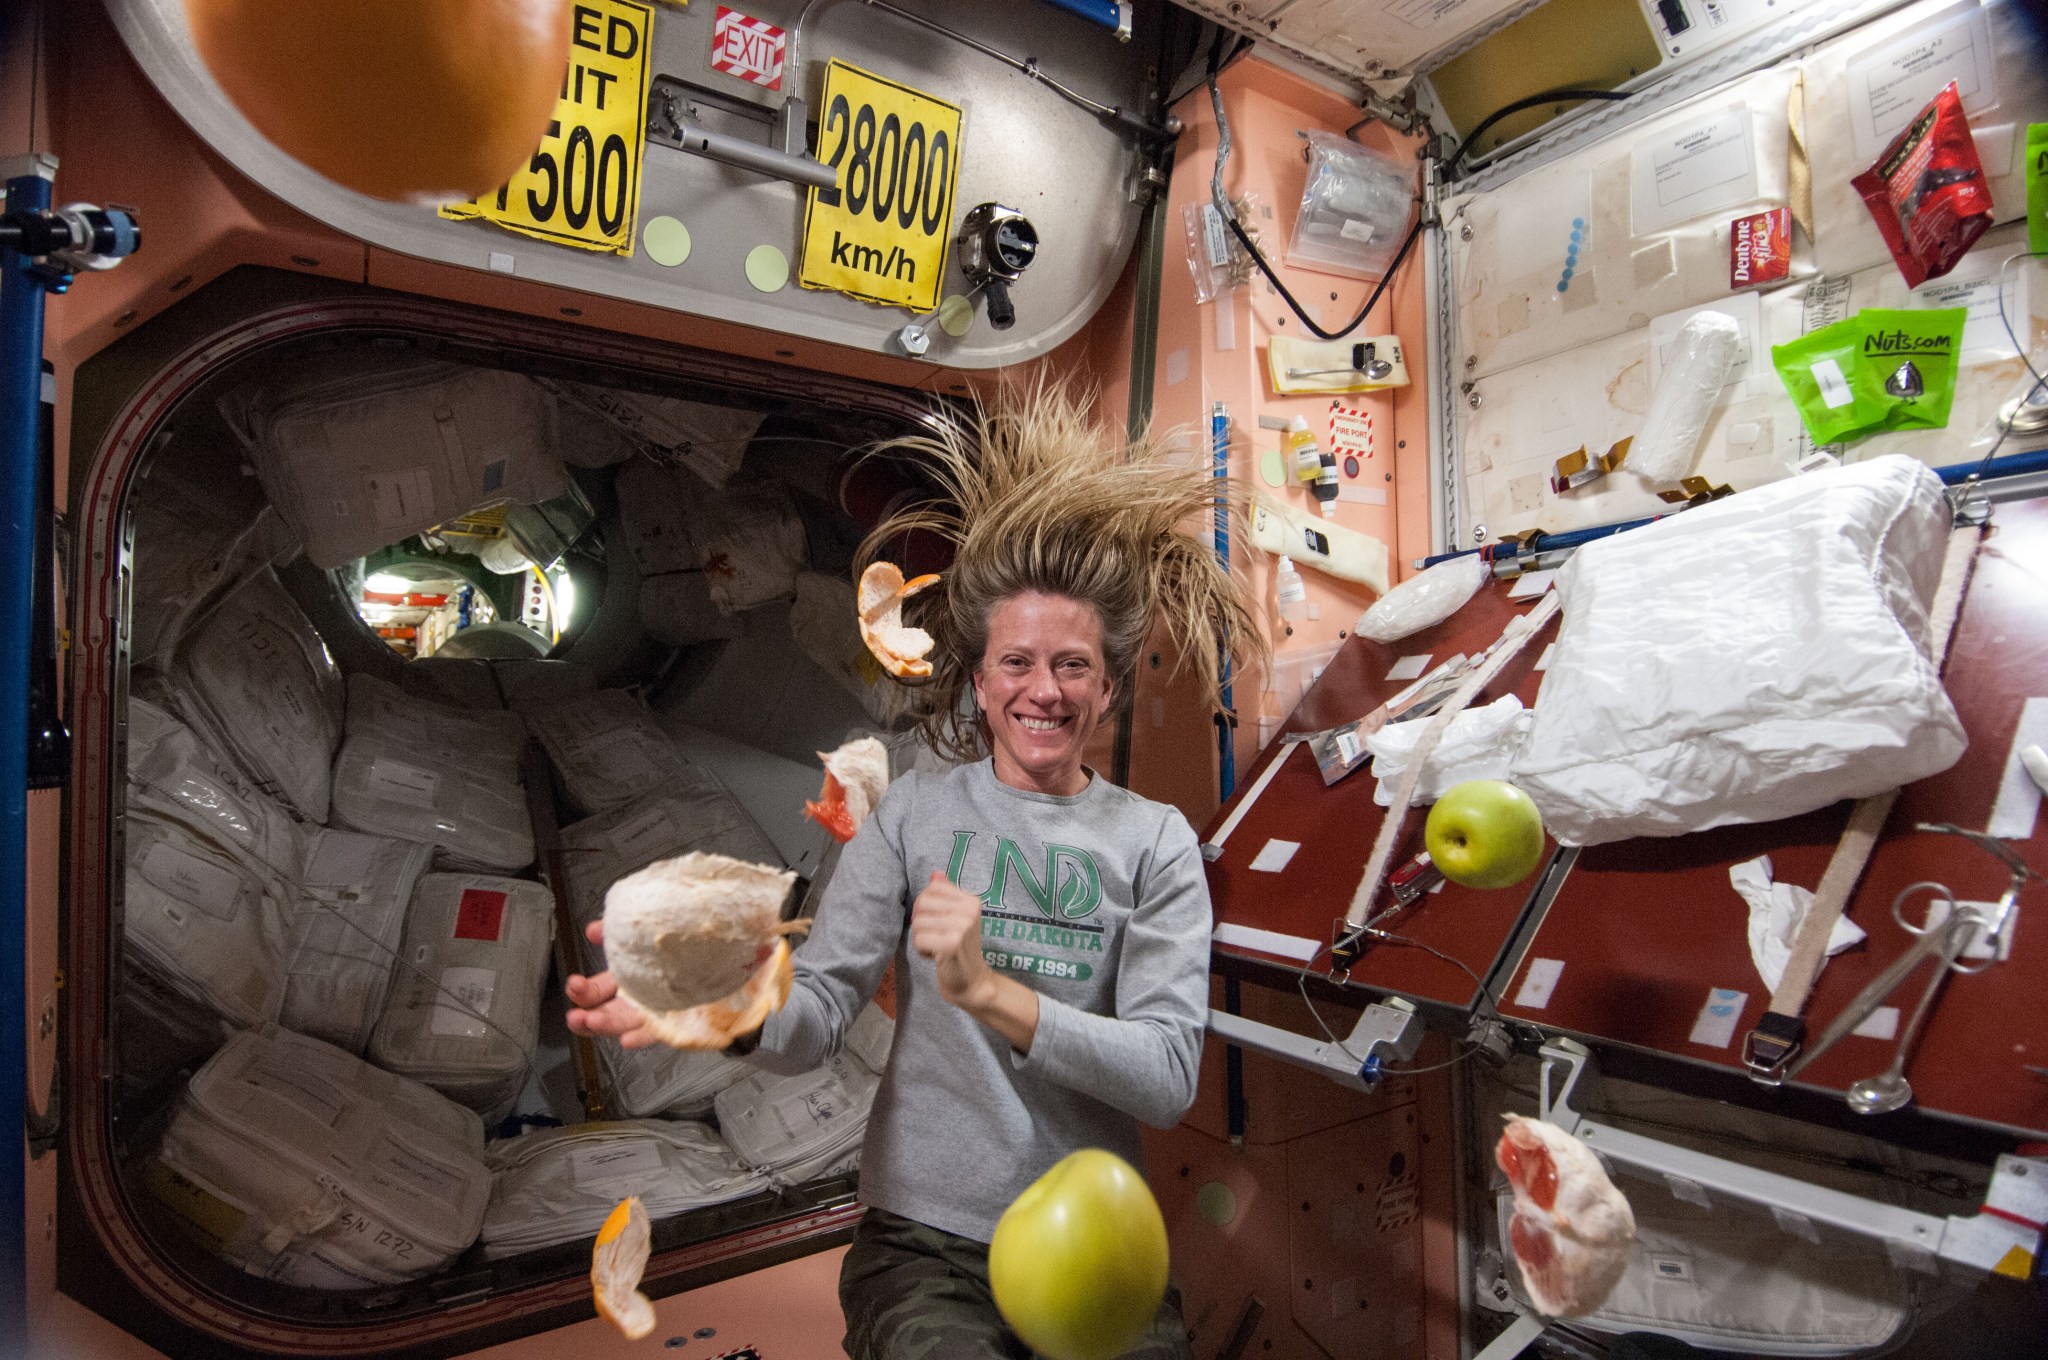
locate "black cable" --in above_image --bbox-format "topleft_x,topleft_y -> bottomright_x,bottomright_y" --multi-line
1447,86 -> 1631,172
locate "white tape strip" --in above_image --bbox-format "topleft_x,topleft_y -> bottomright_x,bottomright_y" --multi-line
1986,698 -> 2048,839
1210,922 -> 1321,963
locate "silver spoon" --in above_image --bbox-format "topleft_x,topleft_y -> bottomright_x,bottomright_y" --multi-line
1844,915 -> 1971,1115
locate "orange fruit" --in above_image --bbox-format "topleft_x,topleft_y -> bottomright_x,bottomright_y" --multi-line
183,0 -> 572,203
591,1197 -> 655,1339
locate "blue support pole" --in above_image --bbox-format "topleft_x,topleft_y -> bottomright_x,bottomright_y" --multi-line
1211,402 -> 1235,803
0,163 -> 53,1360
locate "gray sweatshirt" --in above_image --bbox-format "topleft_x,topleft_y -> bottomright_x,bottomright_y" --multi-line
758,758 -> 1211,1243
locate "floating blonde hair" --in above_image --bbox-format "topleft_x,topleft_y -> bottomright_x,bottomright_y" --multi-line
857,380 -> 1266,766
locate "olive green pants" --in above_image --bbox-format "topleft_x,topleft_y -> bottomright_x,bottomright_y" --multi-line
839,1207 -> 1191,1360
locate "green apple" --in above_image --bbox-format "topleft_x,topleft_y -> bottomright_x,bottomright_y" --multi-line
1424,779 -> 1547,890
989,1149 -> 1169,1360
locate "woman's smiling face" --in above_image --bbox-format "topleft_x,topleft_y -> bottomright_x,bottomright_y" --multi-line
972,592 -> 1114,796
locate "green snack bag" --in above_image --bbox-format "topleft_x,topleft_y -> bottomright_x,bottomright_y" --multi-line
1773,316 -> 1893,445
2030,124 -> 2048,256
1772,308 -> 1966,444
1858,307 -> 1965,434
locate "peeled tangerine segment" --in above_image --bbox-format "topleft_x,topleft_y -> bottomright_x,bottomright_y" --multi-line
856,561 -> 940,679
1496,1115 -> 1634,1318
592,1196 -> 655,1339
804,736 -> 890,844
603,852 -> 808,1051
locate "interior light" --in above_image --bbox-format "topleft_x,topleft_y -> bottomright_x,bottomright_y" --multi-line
553,571 -> 577,626
364,572 -> 411,594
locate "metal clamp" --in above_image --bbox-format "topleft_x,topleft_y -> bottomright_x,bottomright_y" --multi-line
1207,995 -> 1424,1093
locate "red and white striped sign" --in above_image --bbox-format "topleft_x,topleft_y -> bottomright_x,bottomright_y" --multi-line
711,6 -> 786,90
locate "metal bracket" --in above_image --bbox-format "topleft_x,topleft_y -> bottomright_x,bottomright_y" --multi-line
1535,1038 -> 2048,1277
1207,996 -> 1424,1093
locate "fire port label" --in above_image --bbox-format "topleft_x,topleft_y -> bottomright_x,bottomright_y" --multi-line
798,60 -> 962,313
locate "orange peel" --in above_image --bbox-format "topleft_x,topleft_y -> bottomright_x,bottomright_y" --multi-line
591,1196 -> 655,1339
637,934 -> 800,1050
803,737 -> 890,844
857,561 -> 940,679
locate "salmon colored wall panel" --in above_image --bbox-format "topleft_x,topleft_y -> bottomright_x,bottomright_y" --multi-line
1110,56 -> 1433,828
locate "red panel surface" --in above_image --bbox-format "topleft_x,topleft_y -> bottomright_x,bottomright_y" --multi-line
1500,497 -> 2048,1138
1203,580 -> 1561,1006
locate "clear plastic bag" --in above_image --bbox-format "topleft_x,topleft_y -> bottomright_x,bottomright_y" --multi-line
1288,132 -> 1414,279
1182,195 -> 1260,304
1354,554 -> 1488,643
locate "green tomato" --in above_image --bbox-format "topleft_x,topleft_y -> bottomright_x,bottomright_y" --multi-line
989,1149 -> 1169,1360
1424,779 -> 1547,890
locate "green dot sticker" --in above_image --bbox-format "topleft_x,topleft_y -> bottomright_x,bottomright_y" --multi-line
1195,1181 -> 1237,1227
1259,446 -> 1287,488
644,216 -> 691,267
937,293 -> 975,337
746,245 -> 789,293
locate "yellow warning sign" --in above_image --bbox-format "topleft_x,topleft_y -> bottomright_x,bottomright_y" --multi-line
440,0 -> 652,254
799,61 -> 962,312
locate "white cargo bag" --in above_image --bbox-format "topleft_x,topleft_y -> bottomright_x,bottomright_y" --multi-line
1494,1181 -> 1910,1354
281,828 -> 432,1053
492,658 -> 600,714
639,571 -> 736,647
1510,456 -> 1967,846
172,567 -> 343,824
699,482 -> 806,614
345,673 -> 526,782
526,689 -> 699,816
330,734 -> 534,872
479,1120 -> 769,1256
125,810 -> 291,1031
714,1038 -> 883,1187
127,697 -> 302,874
615,459 -> 707,576
789,572 -> 914,727
545,379 -> 762,487
156,1026 -> 489,1288
368,873 -> 555,1124
559,788 -> 781,1116
403,658 -> 507,712
223,360 -> 565,570
131,496 -> 298,671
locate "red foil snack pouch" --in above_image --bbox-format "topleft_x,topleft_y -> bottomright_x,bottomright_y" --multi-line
1853,81 -> 1991,287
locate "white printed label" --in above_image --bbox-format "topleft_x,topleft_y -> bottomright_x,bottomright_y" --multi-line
1852,1006 -> 1900,1041
1385,654 -> 1431,682
1335,730 -> 1364,764
1630,106 -> 1757,233
430,966 -> 497,1038
367,757 -> 440,810
140,840 -> 243,920
1649,1253 -> 1696,1281
571,1139 -> 667,1188
303,829 -> 381,886
1513,958 -> 1565,1010
1810,358 -> 1854,409
1200,203 -> 1231,267
372,1131 -> 467,1200
1687,987 -> 1748,1048
1339,217 -> 1375,243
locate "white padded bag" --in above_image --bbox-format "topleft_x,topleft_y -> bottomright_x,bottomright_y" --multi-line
368,873 -> 554,1124
1494,1180 -> 1910,1354
788,572 -> 914,727
697,483 -> 807,614
130,498 -> 298,672
615,459 -> 708,576
543,379 -> 762,487
127,697 -> 302,875
281,828 -> 432,1053
345,673 -> 526,782
479,1120 -> 769,1256
156,1026 -> 489,1288
1511,456 -> 1967,846
714,1009 -> 891,1188
559,788 -> 781,1117
124,809 -> 291,1031
172,567 -> 343,824
224,360 -> 565,570
526,689 -> 699,816
330,732 -> 534,872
